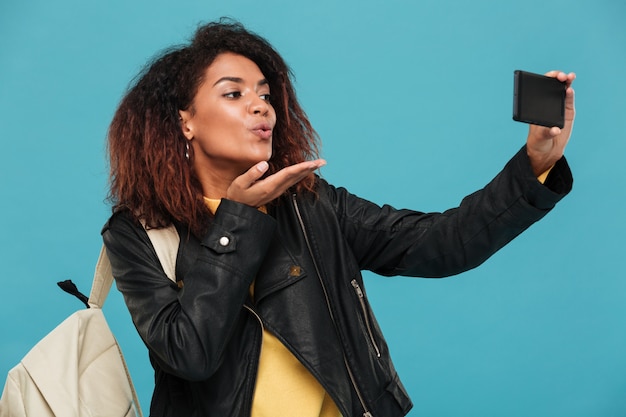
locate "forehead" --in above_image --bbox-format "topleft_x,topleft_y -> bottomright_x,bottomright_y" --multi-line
204,52 -> 267,82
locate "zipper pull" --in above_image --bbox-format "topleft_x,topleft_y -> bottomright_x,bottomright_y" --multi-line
351,279 -> 364,298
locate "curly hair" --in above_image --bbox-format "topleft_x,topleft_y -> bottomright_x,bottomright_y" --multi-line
107,19 -> 320,237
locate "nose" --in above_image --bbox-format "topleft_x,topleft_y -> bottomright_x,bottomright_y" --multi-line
250,95 -> 270,116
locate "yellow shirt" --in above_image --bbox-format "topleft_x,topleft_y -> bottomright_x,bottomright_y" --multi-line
204,198 -> 342,417
537,166 -> 553,184
205,167 -> 551,415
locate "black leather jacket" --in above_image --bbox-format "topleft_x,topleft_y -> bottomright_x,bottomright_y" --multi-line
102,148 -> 572,417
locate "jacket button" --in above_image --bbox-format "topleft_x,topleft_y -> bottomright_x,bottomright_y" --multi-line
219,236 -> 230,246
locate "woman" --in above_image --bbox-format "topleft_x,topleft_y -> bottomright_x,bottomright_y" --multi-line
103,20 -> 575,417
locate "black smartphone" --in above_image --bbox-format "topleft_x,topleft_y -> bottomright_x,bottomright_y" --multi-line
513,70 -> 566,128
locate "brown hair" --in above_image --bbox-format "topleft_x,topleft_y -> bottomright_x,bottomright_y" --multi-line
107,19 -> 319,236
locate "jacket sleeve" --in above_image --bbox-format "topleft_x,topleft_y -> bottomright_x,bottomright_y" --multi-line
101,199 -> 276,381
325,146 -> 573,278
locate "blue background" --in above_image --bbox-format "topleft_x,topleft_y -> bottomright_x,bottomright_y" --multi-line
1,0 -> 625,415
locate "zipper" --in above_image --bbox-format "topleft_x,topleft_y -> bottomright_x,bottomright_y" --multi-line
292,194 -> 374,417
350,279 -> 381,358
243,304 -> 264,416
243,304 -> 264,331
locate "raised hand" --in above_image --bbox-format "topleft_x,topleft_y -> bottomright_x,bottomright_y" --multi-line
526,71 -> 576,177
226,159 -> 327,207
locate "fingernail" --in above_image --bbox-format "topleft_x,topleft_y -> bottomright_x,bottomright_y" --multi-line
313,159 -> 326,168
257,161 -> 269,172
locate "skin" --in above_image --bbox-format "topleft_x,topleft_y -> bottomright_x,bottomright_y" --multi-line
181,55 -> 574,207
526,71 -> 576,177
179,52 -> 325,206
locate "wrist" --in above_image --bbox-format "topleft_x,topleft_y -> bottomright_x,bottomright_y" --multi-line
526,148 -> 560,178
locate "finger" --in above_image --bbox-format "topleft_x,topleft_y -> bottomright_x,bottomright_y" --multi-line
544,70 -> 567,82
227,159 -> 326,207
544,70 -> 561,78
260,160 -> 326,195
565,86 -> 576,110
549,126 -> 561,137
530,124 -> 557,140
234,161 -> 270,189
282,159 -> 326,175
563,89 -> 576,131
544,70 -> 576,87
263,159 -> 326,190
273,159 -> 326,179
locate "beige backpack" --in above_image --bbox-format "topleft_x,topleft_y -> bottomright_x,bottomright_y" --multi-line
0,225 -> 179,417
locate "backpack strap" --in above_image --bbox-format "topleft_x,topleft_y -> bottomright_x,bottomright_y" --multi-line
88,224 -> 180,308
88,245 -> 115,309
145,225 -> 179,283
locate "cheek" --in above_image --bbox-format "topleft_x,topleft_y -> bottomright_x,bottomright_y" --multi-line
193,114 -> 240,143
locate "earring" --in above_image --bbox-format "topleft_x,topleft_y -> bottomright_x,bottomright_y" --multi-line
185,142 -> 190,160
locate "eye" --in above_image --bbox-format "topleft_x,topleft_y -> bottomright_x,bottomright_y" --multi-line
223,91 -> 242,99
260,93 -> 271,102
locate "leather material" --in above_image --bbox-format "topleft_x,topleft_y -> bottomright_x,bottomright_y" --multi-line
102,147 -> 572,417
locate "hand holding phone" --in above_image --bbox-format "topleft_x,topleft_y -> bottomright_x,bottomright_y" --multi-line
519,70 -> 576,177
513,70 -> 567,128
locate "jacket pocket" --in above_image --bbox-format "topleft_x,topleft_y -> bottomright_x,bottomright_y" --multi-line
350,279 -> 382,358
385,374 -> 413,415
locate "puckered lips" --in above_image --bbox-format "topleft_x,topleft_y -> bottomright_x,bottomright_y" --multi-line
249,122 -> 273,140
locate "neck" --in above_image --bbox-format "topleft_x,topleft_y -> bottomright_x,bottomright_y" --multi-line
197,170 -> 234,199
193,160 -> 249,199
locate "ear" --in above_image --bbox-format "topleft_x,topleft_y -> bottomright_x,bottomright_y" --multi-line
179,110 -> 194,140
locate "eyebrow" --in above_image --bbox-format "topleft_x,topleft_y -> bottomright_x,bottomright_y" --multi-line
213,77 -> 269,87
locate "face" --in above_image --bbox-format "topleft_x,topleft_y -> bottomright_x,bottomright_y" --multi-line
179,52 -> 276,179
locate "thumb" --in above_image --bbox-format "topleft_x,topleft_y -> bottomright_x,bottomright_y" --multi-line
529,124 -> 559,141
234,161 -> 269,188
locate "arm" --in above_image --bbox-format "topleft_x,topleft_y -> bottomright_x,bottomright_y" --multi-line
102,200 -> 276,381
331,71 -> 576,278
327,147 -> 572,278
